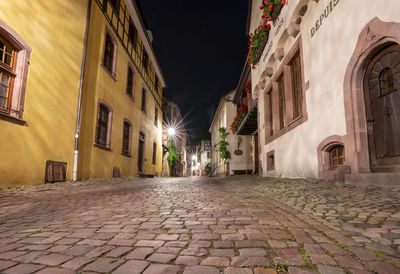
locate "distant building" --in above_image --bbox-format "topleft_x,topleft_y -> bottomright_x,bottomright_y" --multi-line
209,90 -> 252,176
162,97 -> 187,176
199,135 -> 212,176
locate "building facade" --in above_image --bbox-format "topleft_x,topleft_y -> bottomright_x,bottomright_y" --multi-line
78,0 -> 166,179
210,90 -> 252,176
199,139 -> 212,176
249,0 -> 400,186
0,0 -> 166,187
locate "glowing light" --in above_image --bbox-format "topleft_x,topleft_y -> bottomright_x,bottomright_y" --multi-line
191,155 -> 197,161
167,127 -> 176,136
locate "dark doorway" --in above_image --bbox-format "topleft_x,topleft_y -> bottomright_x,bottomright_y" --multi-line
364,44 -> 400,172
138,132 -> 145,173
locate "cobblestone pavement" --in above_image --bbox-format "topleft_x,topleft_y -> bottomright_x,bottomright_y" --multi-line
0,176 -> 399,274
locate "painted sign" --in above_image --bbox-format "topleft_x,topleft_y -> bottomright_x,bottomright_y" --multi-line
311,0 -> 340,38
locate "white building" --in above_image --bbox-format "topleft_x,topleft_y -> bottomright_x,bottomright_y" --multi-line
247,0 -> 400,186
209,90 -> 252,176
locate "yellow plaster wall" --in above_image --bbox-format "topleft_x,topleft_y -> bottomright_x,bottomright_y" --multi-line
78,3 -> 163,180
0,1 -> 88,187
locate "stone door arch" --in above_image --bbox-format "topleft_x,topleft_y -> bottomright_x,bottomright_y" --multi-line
343,18 -> 400,174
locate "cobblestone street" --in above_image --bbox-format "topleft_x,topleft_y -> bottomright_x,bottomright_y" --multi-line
0,176 -> 400,274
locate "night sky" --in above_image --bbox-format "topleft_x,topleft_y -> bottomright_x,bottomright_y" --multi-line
136,1 -> 249,143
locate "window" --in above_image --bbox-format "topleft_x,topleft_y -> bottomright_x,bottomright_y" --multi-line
154,107 -> 158,126
141,88 -> 146,113
329,145 -> 345,166
104,0 -> 120,12
267,151 -> 275,171
122,120 -> 132,156
142,50 -> 149,72
103,31 -> 116,76
0,36 -> 16,112
291,52 -> 303,119
379,67 -> 395,96
95,101 -> 112,148
278,75 -> 285,129
152,142 -> 157,165
128,17 -> 137,48
126,65 -> 134,97
268,91 -> 274,136
0,21 -> 31,120
155,75 -> 159,92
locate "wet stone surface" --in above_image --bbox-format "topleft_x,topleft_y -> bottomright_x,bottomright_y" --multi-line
0,176 -> 399,273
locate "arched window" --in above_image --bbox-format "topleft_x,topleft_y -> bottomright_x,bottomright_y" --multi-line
379,67 -> 395,96
329,145 -> 345,166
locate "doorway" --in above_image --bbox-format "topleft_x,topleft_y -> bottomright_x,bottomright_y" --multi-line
138,132 -> 145,173
364,44 -> 400,172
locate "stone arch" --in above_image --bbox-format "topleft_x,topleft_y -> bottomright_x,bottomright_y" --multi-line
317,135 -> 350,181
343,17 -> 400,174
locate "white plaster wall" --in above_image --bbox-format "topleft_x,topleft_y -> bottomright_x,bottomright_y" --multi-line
210,97 -> 252,175
252,0 -> 400,178
225,100 -> 253,174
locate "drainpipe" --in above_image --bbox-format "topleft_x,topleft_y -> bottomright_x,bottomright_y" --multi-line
73,0 -> 92,181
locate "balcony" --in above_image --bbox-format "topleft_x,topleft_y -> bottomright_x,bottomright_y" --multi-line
237,100 -> 258,135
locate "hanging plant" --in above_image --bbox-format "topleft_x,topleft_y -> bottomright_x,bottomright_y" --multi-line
247,0 -> 286,68
218,127 -> 231,162
230,105 -> 248,134
245,80 -> 252,94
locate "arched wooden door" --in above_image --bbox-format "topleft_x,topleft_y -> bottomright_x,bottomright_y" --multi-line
364,44 -> 400,172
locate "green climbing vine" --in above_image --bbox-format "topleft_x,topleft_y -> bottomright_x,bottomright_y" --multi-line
218,127 -> 231,162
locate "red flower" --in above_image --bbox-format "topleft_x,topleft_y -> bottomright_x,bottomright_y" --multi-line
282,0 -> 286,4
266,24 -> 271,29
268,5 -> 273,11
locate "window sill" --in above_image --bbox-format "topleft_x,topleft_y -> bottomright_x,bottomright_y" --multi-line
122,151 -> 131,157
266,112 -> 308,144
94,143 -> 112,151
0,111 -> 26,125
101,64 -> 116,81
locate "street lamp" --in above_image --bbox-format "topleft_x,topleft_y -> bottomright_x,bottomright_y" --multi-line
167,127 -> 176,136
191,155 -> 197,161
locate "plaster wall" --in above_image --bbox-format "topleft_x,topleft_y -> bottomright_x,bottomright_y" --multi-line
0,0 -> 87,187
210,93 -> 252,175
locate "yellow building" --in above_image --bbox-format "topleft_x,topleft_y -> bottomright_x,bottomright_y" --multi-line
0,0 -> 166,188
78,0 -> 165,180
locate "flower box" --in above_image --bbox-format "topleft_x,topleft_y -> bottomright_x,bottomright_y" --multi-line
271,2 -> 283,21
